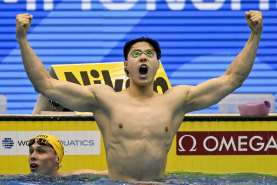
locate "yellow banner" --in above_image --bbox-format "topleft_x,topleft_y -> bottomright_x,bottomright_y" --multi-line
167,120 -> 277,175
51,62 -> 171,94
1,118 -> 277,176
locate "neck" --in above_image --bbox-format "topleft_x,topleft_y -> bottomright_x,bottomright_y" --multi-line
127,78 -> 155,99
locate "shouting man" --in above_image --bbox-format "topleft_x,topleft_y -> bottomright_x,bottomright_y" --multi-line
17,11 -> 263,181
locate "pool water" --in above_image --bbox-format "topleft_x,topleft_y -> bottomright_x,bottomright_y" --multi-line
1,172 -> 277,185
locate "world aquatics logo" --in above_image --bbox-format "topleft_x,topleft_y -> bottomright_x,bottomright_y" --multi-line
2,138 -> 14,149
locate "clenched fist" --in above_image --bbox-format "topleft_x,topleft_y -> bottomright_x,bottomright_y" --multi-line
16,13 -> 33,40
245,10 -> 263,35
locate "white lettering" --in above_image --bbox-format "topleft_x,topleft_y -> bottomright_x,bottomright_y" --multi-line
238,136 -> 247,151
264,136 -> 277,151
27,0 -> 53,10
178,135 -> 197,152
44,0 -> 53,10
231,0 -> 240,10
260,0 -> 269,10
191,0 -> 224,10
203,136 -> 218,152
166,0 -> 185,10
249,136 -> 264,151
147,0 -> 156,10
3,0 -> 18,3
3,0 -> 275,11
219,137 -> 236,151
26,0 -> 36,10
82,0 -> 91,10
99,0 -> 137,10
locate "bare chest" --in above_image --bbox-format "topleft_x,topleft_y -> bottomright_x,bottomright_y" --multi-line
109,100 -> 173,140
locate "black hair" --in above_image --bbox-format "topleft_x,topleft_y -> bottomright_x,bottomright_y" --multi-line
124,37 -> 161,61
123,37 -> 161,76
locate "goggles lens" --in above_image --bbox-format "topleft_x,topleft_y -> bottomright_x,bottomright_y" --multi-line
28,138 -> 53,148
131,50 -> 155,58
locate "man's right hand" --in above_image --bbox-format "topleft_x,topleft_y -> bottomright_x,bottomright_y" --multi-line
16,13 -> 33,40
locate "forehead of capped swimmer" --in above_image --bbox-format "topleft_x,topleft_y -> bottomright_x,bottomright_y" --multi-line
28,134 -> 64,164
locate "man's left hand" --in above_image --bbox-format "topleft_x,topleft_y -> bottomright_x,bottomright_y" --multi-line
245,10 -> 263,35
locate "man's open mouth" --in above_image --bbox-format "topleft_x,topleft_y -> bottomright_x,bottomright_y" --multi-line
139,64 -> 148,75
30,164 -> 39,170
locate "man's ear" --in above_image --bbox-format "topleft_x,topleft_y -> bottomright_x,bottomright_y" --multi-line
158,60 -> 161,67
124,60 -> 128,70
124,61 -> 129,77
124,61 -> 129,72
56,155 -> 60,163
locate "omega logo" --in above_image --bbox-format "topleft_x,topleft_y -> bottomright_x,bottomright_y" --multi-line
177,131 -> 277,155
178,135 -> 197,152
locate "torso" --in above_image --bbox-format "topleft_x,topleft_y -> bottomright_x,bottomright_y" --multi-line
91,86 -> 186,181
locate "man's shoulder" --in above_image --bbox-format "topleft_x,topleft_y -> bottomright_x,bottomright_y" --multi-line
88,84 -> 116,93
164,85 -> 192,95
87,84 -> 123,102
161,85 -> 194,106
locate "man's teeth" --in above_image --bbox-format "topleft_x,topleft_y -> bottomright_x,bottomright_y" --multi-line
139,65 -> 148,74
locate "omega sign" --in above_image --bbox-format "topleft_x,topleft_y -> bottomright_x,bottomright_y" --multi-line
177,131 -> 277,155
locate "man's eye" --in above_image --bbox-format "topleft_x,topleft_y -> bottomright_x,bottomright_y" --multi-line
37,149 -> 46,153
145,50 -> 153,56
132,50 -> 140,56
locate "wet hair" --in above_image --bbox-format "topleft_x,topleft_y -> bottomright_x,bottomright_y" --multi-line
123,37 -> 161,76
124,37 -> 161,60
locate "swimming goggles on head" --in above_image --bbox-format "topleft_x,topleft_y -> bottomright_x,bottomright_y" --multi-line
130,49 -> 156,58
28,138 -> 53,148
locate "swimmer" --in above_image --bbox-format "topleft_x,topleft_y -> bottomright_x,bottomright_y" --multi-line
17,11 -> 263,181
28,134 -> 108,176
28,134 -> 64,175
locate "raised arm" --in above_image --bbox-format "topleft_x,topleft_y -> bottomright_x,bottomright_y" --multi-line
182,10 -> 263,113
16,13 -> 100,112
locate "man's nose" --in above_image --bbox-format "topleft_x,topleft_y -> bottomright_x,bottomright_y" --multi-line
30,152 -> 37,161
139,57 -> 147,62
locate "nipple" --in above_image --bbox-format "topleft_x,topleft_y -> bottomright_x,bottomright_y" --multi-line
119,123 -> 123,129
165,126 -> 168,132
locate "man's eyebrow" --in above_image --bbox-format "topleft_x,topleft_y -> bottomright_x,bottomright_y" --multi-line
130,48 -> 153,52
33,145 -> 47,150
37,145 -> 47,149
130,48 -> 141,51
130,45 -> 154,50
